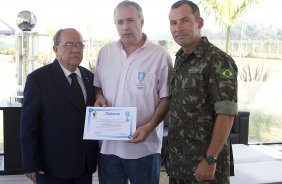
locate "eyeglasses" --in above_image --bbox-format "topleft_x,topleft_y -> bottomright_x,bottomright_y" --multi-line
59,42 -> 85,50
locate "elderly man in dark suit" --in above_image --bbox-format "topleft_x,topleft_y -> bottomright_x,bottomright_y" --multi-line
20,28 -> 98,184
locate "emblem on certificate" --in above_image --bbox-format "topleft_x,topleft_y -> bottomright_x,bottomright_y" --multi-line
125,111 -> 130,122
137,72 -> 145,90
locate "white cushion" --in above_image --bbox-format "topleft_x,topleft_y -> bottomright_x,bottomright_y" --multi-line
231,161 -> 282,184
232,144 -> 275,164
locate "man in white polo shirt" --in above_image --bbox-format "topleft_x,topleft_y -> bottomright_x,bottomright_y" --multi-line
93,1 -> 172,184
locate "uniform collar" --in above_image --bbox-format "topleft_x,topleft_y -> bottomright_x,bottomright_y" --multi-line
175,37 -> 210,59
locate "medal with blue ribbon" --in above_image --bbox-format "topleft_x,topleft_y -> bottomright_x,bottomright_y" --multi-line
137,72 -> 145,89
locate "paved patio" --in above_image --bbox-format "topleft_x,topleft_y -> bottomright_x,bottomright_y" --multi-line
0,171 -> 169,184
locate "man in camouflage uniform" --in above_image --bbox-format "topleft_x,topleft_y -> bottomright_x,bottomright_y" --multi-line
165,1 -> 238,184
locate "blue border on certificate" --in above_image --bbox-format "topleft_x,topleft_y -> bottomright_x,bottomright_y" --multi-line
86,107 -> 135,139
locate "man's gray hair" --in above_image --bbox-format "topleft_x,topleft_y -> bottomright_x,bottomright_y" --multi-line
53,28 -> 83,45
114,0 -> 144,20
53,29 -> 64,45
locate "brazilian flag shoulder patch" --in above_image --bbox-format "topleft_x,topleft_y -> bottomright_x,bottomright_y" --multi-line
220,68 -> 235,80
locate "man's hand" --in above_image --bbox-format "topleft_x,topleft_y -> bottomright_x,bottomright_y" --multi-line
94,94 -> 107,107
94,87 -> 107,107
194,159 -> 216,182
25,172 -> 38,184
129,123 -> 153,144
129,97 -> 170,144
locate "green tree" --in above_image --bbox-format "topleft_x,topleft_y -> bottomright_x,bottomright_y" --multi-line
196,0 -> 261,54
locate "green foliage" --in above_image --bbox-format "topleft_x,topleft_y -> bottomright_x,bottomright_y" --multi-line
0,48 -> 15,55
88,58 -> 96,72
196,0 -> 261,53
247,107 -> 281,142
38,51 -> 52,65
239,62 -> 271,82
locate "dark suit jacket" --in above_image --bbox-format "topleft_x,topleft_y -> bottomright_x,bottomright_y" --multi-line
20,59 -> 98,179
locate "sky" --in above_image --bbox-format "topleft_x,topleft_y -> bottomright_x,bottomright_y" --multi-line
0,0 -> 282,39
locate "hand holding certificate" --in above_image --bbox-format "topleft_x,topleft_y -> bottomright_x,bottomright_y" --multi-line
83,107 -> 137,140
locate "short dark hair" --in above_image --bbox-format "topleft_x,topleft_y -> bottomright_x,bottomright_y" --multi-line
114,0 -> 144,21
171,0 -> 201,20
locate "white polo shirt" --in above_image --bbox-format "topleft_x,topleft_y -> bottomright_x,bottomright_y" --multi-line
94,35 -> 172,159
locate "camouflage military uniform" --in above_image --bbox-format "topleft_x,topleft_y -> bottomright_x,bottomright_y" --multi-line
165,37 -> 238,184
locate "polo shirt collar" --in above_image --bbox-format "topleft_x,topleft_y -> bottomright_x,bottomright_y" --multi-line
116,33 -> 149,50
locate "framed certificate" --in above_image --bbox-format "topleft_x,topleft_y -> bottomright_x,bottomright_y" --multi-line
83,107 -> 137,140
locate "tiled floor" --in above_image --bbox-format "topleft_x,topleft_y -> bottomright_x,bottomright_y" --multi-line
0,174 -> 99,184
3,144 -> 281,184
0,175 -> 30,184
0,171 -> 169,184
0,154 -> 169,183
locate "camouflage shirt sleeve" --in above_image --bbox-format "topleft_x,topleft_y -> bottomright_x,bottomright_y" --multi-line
207,48 -> 238,115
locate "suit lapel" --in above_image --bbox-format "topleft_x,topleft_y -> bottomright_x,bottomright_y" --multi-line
50,60 -> 85,114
